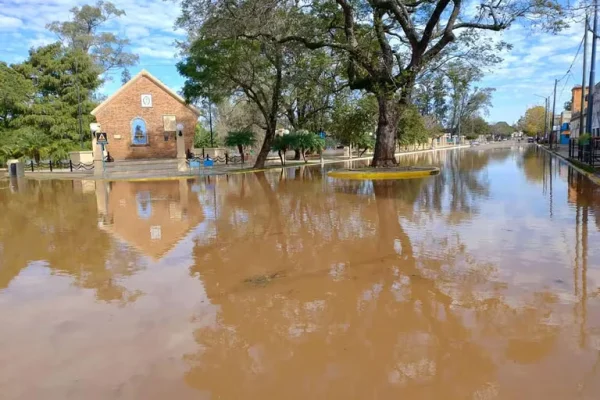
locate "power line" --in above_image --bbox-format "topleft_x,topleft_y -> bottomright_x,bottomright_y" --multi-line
557,34 -> 585,84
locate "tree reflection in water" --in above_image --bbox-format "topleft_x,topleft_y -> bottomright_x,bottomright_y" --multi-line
0,180 -> 142,304
184,165 -> 564,399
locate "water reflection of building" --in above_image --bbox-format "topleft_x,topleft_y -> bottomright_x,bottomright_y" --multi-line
95,179 -> 204,260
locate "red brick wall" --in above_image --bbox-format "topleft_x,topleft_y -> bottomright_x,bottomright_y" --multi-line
94,75 -> 198,160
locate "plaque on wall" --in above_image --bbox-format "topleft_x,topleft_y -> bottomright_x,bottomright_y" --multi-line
163,115 -> 177,131
141,94 -> 152,108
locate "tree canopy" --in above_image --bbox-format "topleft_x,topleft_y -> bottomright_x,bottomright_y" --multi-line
517,106 -> 546,137
179,0 -> 564,166
47,1 -> 138,73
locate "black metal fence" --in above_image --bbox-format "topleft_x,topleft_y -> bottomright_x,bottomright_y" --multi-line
27,160 -> 95,172
187,153 -> 245,166
568,137 -> 600,167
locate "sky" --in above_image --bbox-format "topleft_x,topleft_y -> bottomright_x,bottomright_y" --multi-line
0,0 -> 589,124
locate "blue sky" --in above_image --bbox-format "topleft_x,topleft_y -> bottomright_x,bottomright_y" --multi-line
0,0 -> 588,124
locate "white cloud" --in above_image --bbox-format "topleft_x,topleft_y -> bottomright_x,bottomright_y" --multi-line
0,15 -> 23,30
134,46 -> 177,59
27,34 -> 58,48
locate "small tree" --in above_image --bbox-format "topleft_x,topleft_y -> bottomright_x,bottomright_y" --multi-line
271,135 -> 292,166
355,134 -> 375,157
224,130 -> 256,164
289,132 -> 325,163
195,123 -> 219,148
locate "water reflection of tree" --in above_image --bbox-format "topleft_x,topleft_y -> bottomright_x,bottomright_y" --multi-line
518,146 -> 547,184
184,173 -> 561,398
0,180 -> 141,304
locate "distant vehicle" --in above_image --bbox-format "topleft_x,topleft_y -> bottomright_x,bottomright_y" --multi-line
527,137 -> 535,143
470,141 -> 480,146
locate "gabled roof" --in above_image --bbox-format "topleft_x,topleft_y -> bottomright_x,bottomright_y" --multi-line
91,69 -> 201,116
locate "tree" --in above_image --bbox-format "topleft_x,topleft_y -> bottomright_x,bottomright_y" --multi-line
397,106 -> 431,150
47,1 -> 138,73
178,0 -> 564,167
517,106 -> 546,137
224,130 -> 257,164
178,36 -> 287,169
121,69 -> 131,85
271,135 -> 293,166
287,131 -> 326,163
491,121 -> 513,137
0,62 -> 34,131
11,43 -> 101,150
195,122 -> 219,148
462,116 -> 491,138
329,95 -> 377,151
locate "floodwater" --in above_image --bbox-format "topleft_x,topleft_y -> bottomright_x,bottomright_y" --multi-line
2,145 -> 600,399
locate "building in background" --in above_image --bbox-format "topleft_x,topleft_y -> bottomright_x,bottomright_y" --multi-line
91,70 -> 200,161
570,85 -> 588,139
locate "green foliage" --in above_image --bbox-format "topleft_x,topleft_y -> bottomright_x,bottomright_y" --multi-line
329,96 -> 377,149
287,131 -> 325,163
12,44 -> 101,142
225,130 -> 257,163
47,1 -> 138,72
1,43 -> 101,163
397,106 -> 432,148
0,62 -> 34,130
271,135 -> 294,165
194,123 -> 219,148
579,133 -> 591,145
518,106 -> 546,137
491,121 -> 513,136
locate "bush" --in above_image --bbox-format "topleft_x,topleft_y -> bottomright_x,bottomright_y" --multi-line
579,133 -> 591,145
224,130 -> 257,164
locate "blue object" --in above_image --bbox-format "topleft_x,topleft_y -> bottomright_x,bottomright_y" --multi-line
189,160 -> 201,169
204,159 -> 214,167
131,118 -> 148,145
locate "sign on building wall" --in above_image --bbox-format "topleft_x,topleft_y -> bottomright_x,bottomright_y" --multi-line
163,115 -> 176,131
141,94 -> 152,108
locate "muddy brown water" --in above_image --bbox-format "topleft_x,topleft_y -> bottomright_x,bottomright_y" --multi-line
2,146 -> 600,399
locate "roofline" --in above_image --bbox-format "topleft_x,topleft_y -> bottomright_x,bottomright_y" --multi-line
91,69 -> 201,117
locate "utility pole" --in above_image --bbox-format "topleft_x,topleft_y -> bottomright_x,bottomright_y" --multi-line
208,100 -> 214,148
582,13 -> 589,137
587,0 -> 598,136
543,97 -> 549,141
551,79 -> 558,150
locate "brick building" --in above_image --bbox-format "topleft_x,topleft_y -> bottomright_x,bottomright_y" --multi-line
91,70 -> 200,160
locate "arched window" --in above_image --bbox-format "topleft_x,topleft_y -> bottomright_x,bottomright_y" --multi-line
131,118 -> 148,145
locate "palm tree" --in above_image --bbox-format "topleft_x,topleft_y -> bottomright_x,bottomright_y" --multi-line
271,135 -> 289,166
18,130 -> 49,164
224,130 -> 257,164
290,131 -> 325,163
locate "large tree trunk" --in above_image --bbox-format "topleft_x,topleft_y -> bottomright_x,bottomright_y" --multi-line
371,94 -> 400,167
253,126 -> 275,169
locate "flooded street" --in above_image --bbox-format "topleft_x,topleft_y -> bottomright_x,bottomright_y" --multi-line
3,145 -> 600,399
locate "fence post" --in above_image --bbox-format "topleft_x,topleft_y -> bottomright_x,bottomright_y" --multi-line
70,160 -> 73,172
49,160 -> 53,172
30,160 -> 34,172
202,148 -> 205,158
225,153 -> 229,165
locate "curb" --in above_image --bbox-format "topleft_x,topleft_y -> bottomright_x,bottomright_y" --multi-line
327,167 -> 440,180
537,144 -> 600,185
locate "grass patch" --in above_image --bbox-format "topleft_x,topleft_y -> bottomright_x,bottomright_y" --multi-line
568,158 -> 598,174
244,271 -> 285,287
